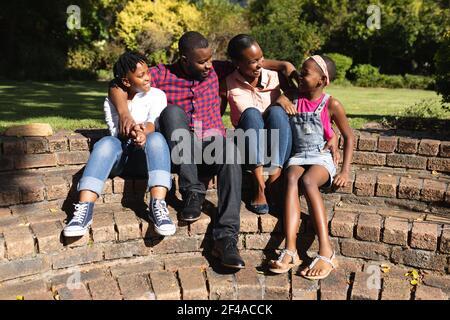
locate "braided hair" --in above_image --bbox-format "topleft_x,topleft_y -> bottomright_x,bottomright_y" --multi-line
113,51 -> 149,80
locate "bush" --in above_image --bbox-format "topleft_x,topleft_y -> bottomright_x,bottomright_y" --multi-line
324,53 -> 353,81
404,74 -> 434,90
348,64 -> 381,87
379,75 -> 405,89
435,32 -> 450,104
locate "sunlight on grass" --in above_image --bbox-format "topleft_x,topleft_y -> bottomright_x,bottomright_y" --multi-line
0,81 -> 443,132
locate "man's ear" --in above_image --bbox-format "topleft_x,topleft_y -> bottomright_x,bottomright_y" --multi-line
121,78 -> 131,88
180,55 -> 188,65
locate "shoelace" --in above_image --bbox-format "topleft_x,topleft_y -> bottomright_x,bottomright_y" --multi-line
185,192 -> 199,206
152,201 -> 170,223
71,203 -> 89,224
224,238 -> 238,252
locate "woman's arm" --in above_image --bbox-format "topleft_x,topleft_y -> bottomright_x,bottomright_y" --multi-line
328,97 -> 354,187
219,78 -> 228,116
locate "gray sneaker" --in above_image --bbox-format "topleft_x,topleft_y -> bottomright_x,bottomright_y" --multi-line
63,202 -> 94,237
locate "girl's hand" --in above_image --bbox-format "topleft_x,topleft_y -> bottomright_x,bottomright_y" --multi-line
133,131 -> 146,148
333,171 -> 349,188
322,135 -> 340,166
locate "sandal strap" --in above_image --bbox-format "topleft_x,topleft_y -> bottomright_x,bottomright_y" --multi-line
277,249 -> 298,262
308,251 -> 336,269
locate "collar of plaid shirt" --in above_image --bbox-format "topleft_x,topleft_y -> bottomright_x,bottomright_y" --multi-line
150,61 -> 231,139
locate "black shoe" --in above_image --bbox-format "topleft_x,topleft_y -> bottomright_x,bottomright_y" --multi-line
212,236 -> 245,269
180,191 -> 205,222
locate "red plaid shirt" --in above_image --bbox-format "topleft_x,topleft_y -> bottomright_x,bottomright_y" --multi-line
150,61 -> 234,138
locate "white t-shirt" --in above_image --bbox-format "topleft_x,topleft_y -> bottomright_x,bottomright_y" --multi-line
104,88 -> 167,137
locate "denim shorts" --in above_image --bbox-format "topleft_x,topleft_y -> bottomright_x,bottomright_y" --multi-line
286,147 -> 337,188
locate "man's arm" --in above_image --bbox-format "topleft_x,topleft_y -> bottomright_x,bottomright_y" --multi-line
108,84 -> 134,138
219,78 -> 228,116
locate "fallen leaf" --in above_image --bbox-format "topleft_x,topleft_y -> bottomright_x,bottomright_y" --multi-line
410,279 -> 418,286
49,208 -> 58,214
432,170 -> 439,176
16,295 -> 24,300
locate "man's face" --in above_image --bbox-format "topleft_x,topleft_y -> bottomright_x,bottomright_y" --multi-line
181,47 -> 213,81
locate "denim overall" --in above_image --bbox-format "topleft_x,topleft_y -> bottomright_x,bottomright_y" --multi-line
288,94 -> 336,186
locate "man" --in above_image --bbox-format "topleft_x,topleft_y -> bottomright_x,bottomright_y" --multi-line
109,31 -> 298,269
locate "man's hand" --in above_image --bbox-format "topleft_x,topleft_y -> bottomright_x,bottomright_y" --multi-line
322,134 -> 340,166
333,171 -> 349,188
119,113 -> 136,138
132,130 -> 146,148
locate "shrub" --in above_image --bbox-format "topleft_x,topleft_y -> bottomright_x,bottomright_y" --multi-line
435,31 -> 450,104
324,53 -> 353,81
348,64 -> 381,87
404,74 -> 434,90
379,74 -> 405,89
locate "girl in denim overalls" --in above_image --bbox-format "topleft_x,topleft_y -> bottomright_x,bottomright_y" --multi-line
269,55 -> 354,280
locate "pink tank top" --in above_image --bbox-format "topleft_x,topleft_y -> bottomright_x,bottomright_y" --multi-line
297,93 -> 334,141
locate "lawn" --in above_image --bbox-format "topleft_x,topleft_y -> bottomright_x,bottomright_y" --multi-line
0,81 -> 443,133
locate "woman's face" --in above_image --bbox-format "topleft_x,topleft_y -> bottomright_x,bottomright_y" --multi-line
236,43 -> 264,80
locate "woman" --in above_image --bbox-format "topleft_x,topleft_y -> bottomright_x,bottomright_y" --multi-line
220,34 -> 293,214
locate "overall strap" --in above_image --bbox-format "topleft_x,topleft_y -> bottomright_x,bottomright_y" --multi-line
314,94 -> 330,114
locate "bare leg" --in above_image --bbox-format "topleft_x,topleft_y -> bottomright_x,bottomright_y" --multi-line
252,165 -> 267,205
281,165 -> 305,263
79,190 -> 98,203
265,167 -> 282,205
298,165 -> 334,277
150,186 -> 167,200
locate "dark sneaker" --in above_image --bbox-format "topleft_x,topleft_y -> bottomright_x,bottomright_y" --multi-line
180,191 -> 205,222
148,198 -> 176,236
63,202 -> 94,237
212,236 -> 245,269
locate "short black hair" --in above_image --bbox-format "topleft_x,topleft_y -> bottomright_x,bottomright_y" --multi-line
178,31 -> 209,56
227,34 -> 258,61
113,51 -> 148,80
322,55 -> 337,82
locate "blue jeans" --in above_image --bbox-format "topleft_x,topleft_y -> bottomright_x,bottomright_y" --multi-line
78,133 -> 171,195
237,105 -> 292,169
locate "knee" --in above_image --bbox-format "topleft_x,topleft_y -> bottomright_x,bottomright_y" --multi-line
145,132 -> 168,150
266,105 -> 288,122
240,107 -> 264,127
93,136 -> 121,156
286,171 -> 299,186
160,104 -> 186,122
300,175 -> 316,190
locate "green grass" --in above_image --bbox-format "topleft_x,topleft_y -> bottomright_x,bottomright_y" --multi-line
0,81 -> 443,133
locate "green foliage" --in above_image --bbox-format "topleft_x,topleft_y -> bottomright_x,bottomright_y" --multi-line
404,74 -> 435,90
434,31 -> 450,104
324,53 -> 353,81
349,64 -> 381,87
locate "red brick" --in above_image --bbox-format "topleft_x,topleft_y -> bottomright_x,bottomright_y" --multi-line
291,274 -> 319,300
0,279 -> 49,300
0,185 -> 20,206
319,269 -> 348,300
386,154 -> 427,169
103,240 -> 149,260
340,239 -> 390,260
415,285 -> 447,300
25,137 -> 49,154
382,217 -> 409,246
260,214 -> 281,233
0,155 -> 14,171
0,207 -> 11,218
418,139 -> 440,156
88,277 -> 122,300
240,209 -> 259,232
421,179 -> 447,202
0,235 -> 5,260
150,270 -> 180,300
56,151 -> 89,165
189,214 -> 211,234
31,221 -> 63,254
51,245 -> 103,269
47,135 -> 68,152
43,176 -> 69,201
68,133 -> 89,151
440,141 -> 450,157
151,236 -> 198,254
178,267 -> 208,300
354,172 -> 376,196
245,233 -> 284,250
391,247 -> 446,271
330,211 -> 357,238
117,274 -> 155,300
358,135 -> 378,151
351,271 -> 380,300
264,273 -> 290,300
57,284 -> 92,300
381,277 -> 411,300
163,254 -> 209,272
356,214 -> 382,242
4,226 -> 35,259
398,177 -> 423,200
440,228 -> 450,253
15,154 -> 57,169
19,180 -> 45,203
110,259 -> 163,278
428,158 -> 450,173
352,151 -> 386,166
236,268 -> 263,299
397,138 -> 419,154
114,211 -> 141,241
3,137 -> 25,154
103,193 -> 123,203
378,136 -> 398,153
376,174 -> 398,198
206,268 -> 235,300
91,212 -> 116,243
410,222 -> 439,251
64,229 -> 90,248
0,257 -> 49,282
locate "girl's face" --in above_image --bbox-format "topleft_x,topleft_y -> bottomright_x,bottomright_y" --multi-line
298,58 -> 325,93
123,61 -> 151,93
236,43 -> 264,80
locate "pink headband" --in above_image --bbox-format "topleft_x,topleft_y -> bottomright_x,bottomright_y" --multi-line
309,55 -> 329,86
